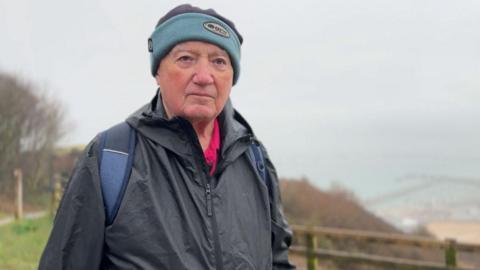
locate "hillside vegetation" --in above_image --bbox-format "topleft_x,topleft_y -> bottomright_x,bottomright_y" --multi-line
280,178 -> 398,233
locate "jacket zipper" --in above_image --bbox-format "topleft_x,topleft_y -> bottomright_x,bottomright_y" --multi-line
206,177 -> 224,270
179,119 -> 224,270
205,183 -> 212,217
201,159 -> 224,270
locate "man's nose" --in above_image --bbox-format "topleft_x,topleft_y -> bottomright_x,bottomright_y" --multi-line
192,60 -> 214,85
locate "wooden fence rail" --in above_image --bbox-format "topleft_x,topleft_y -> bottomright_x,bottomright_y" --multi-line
291,225 -> 480,270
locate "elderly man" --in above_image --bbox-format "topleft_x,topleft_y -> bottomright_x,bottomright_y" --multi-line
40,4 -> 295,270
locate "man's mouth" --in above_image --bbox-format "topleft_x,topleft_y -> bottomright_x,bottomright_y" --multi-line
186,90 -> 214,99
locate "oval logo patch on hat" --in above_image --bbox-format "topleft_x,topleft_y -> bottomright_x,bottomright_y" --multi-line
203,22 -> 230,38
148,38 -> 153,52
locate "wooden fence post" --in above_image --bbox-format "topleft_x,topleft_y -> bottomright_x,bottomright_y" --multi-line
306,231 -> 317,270
13,169 -> 23,220
445,238 -> 457,268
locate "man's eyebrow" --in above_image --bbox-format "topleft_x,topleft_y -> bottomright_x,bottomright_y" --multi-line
170,47 -> 229,57
209,50 -> 229,58
169,48 -> 198,56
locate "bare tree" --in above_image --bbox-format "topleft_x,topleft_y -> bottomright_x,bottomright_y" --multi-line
0,72 -> 67,196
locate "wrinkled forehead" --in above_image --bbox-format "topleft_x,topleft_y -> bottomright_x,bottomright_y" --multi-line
168,41 -> 230,57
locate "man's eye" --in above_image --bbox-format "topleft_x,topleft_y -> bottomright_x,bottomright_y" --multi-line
213,58 -> 227,66
178,56 -> 194,62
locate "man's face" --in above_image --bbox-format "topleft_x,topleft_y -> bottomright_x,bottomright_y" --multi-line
156,41 -> 234,123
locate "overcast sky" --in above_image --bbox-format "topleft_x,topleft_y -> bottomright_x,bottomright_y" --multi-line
1,0 -> 479,200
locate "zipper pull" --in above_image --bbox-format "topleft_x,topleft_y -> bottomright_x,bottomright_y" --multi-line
206,183 -> 213,217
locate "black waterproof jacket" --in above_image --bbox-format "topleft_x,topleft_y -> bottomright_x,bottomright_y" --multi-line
39,94 -> 296,270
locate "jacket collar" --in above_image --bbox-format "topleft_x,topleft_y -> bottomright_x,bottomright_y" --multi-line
126,90 -> 252,160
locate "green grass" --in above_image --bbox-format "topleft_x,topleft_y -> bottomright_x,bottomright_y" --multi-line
0,216 -> 52,270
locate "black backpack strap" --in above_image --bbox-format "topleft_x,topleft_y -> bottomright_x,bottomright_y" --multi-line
98,122 -> 136,225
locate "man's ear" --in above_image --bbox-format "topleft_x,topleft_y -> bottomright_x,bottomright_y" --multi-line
155,73 -> 161,86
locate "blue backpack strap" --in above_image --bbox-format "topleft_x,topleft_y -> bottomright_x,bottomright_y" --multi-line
98,122 -> 136,225
248,140 -> 278,222
248,139 -> 273,200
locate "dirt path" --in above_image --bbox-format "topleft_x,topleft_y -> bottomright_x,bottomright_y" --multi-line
0,211 -> 48,226
0,216 -> 14,226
